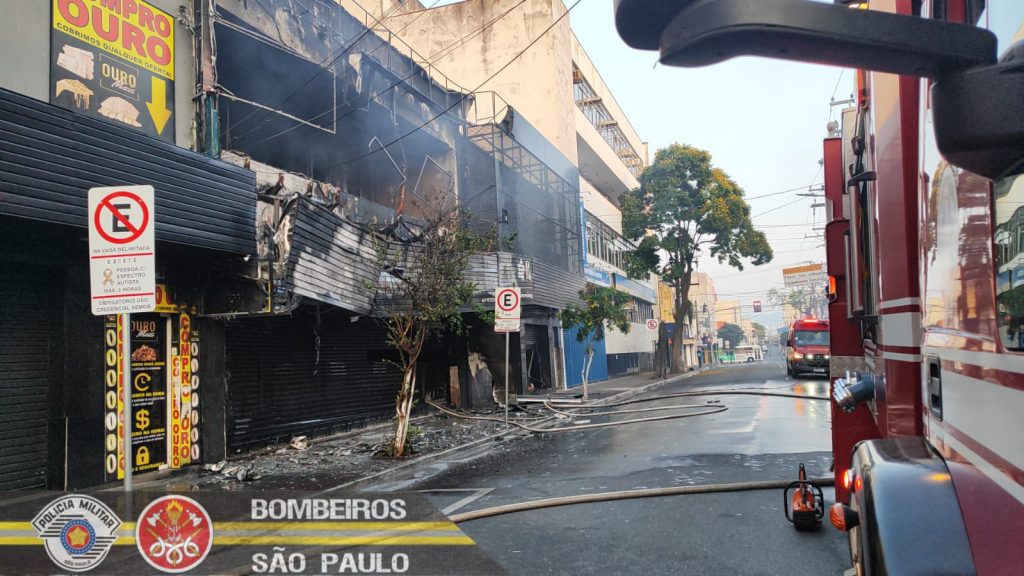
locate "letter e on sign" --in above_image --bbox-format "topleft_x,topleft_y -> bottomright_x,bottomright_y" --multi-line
494,287 -> 521,333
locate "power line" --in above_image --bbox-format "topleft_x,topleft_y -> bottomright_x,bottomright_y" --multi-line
746,184 -> 821,201
316,0 -> 585,172
225,0 -> 421,143
752,196 -> 806,218
240,0 -> 530,148
710,260 -> 824,280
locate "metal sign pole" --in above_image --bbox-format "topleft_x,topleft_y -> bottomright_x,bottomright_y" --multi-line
122,313 -> 132,492
504,332 -> 510,425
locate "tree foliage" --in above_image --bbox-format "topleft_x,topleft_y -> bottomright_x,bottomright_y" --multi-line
621,143 -> 773,371
559,286 -> 631,398
767,287 -> 825,319
372,204 -> 498,458
718,322 -> 744,348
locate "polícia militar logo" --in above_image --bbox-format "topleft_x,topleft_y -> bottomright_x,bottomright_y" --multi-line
32,495 -> 122,572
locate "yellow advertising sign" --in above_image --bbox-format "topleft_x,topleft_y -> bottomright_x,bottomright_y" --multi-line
52,0 -> 175,80
154,283 -> 176,313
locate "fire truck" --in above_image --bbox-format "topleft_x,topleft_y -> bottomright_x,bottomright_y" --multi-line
786,317 -> 830,377
614,1 -> 1024,574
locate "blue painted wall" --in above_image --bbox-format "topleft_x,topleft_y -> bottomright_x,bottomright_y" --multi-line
563,330 -> 609,388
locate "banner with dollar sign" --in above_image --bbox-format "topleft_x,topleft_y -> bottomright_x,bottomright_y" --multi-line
129,313 -> 167,473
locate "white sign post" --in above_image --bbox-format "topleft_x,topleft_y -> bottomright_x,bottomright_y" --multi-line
646,318 -> 659,333
494,287 -> 521,424
88,185 -> 156,493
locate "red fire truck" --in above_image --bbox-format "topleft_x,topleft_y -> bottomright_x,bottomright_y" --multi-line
615,1 -> 1024,574
786,317 -> 830,377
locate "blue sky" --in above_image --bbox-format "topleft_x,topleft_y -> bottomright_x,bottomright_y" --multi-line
425,0 -> 850,330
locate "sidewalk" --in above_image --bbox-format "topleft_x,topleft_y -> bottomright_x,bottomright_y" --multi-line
551,370 -> 686,401
125,367 -> 709,492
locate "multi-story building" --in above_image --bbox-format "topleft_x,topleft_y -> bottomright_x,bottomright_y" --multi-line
0,0 -> 587,487
381,0 -> 656,381
691,272 -> 718,365
205,0 -> 585,422
0,0 -> 256,488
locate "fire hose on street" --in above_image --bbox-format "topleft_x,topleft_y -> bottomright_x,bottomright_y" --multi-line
449,477 -> 835,523
427,386 -> 834,524
426,399 -> 729,433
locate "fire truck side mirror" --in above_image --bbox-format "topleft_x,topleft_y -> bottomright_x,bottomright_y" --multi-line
932,47 -> 1024,180
614,0 -> 995,78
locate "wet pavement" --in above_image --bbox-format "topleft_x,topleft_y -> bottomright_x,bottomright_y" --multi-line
376,359 -> 849,575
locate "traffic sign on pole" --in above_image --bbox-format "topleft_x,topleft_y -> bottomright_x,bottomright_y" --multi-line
646,318 -> 659,333
88,186 -> 157,316
494,287 -> 521,425
494,287 -> 521,333
89,185 -> 155,494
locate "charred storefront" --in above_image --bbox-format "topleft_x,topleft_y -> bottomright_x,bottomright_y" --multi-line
458,105 -> 585,406
199,0 -> 476,450
0,87 -> 255,488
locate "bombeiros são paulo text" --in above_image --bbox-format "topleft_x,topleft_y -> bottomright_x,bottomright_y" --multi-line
251,498 -> 406,520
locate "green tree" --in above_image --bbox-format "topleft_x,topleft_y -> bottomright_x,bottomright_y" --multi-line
559,286 -> 631,400
372,204 -> 497,458
719,322 -> 744,349
621,143 -> 773,372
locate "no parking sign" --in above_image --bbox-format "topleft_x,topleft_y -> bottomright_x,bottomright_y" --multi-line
88,185 -> 156,315
494,287 -> 521,333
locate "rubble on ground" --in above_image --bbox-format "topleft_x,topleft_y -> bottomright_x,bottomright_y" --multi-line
187,413 -> 511,490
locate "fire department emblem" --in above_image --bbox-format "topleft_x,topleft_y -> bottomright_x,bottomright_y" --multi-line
136,495 -> 214,573
32,495 -> 121,572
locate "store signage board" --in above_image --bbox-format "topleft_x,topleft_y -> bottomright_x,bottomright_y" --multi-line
89,186 -> 156,315
494,287 -> 521,333
51,0 -> 176,142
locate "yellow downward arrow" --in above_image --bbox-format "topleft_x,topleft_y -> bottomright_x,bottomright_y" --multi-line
146,76 -> 172,135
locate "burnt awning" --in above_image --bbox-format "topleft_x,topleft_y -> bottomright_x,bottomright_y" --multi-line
0,88 -> 256,254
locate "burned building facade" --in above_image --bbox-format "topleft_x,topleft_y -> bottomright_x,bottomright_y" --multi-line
201,0 -> 469,450
0,0 -> 589,489
203,0 -> 584,445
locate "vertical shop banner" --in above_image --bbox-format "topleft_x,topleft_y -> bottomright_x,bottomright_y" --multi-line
103,315 -> 123,482
191,326 -> 202,463
171,313 -> 193,467
50,0 -> 175,142
129,314 -> 167,473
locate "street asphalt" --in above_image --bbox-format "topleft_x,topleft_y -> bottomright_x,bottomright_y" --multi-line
366,358 -> 850,575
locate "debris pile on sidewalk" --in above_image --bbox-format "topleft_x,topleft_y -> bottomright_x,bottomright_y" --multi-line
187,412 -> 511,490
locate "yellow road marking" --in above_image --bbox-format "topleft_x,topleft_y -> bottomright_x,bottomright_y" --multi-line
212,536 -> 476,546
1,521 -> 458,532
213,521 -> 461,531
